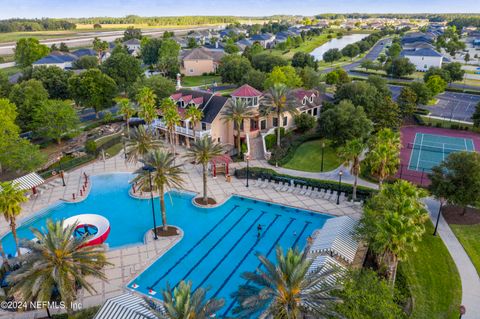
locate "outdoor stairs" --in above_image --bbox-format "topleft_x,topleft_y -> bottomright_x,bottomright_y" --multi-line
249,135 -> 265,160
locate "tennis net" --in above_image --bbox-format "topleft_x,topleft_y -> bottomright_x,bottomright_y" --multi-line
407,142 -> 471,154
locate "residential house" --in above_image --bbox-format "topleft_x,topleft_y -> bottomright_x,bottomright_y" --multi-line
401,32 -> 434,46
32,49 -> 97,69
123,38 -> 141,56
235,38 -> 253,51
249,33 -> 275,48
400,48 -> 444,71
219,28 -> 248,39
181,47 -> 225,76
173,36 -> 189,48
153,90 -> 232,146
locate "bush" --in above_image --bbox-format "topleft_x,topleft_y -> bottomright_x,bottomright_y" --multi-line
293,113 -> 317,132
264,127 -> 286,151
85,139 -> 97,155
234,167 -> 376,200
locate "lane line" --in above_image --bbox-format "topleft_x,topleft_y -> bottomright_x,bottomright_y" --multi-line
415,133 -> 424,171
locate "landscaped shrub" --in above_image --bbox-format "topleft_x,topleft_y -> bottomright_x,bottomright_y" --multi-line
85,139 -> 97,155
293,113 -> 317,132
235,167 -> 376,200
264,127 -> 287,151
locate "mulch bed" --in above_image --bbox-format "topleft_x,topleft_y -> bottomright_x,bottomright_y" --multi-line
152,226 -> 180,237
442,205 -> 480,225
194,197 -> 217,206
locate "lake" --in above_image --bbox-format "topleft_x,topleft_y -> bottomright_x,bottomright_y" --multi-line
311,33 -> 369,61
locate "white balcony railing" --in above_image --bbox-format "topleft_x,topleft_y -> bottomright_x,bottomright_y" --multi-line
152,119 -> 211,138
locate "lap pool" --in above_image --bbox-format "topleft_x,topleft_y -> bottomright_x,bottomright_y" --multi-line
1,173 -> 332,316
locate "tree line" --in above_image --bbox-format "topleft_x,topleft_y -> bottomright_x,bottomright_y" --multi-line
0,18 -> 76,33
69,15 -> 238,26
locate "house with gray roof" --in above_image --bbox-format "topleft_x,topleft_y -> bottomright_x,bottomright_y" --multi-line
180,47 -> 224,76
401,48 -> 444,71
123,38 -> 141,56
32,51 -> 79,69
249,33 -> 275,48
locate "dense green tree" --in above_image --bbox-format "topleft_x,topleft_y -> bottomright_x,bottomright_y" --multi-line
387,42 -> 402,58
341,43 -> 360,60
365,128 -> 400,187
242,42 -> 264,61
102,52 -> 143,92
68,69 -> 117,115
429,152 -> 480,215
325,68 -> 350,86
92,37 -> 109,59
443,62 -> 465,82
14,38 -> 50,67
30,65 -> 72,99
0,71 -> 12,98
264,65 -> 303,89
410,81 -> 433,105
251,52 -> 288,72
360,59 -> 378,71
291,52 -> 317,70
318,100 -> 373,146
426,75 -> 447,96
293,112 -> 316,132
129,75 -> 176,104
366,75 -> 391,97
398,86 -> 418,118
323,48 -> 342,64
335,81 -> 379,115
371,95 -> 401,129
123,26 -> 142,41
32,99 -> 79,144
241,69 -> 266,91
141,38 -> 163,65
218,55 -> 252,84
158,39 -> 181,77
187,37 -> 198,49
9,79 -> 48,130
335,269 -> 405,318
224,42 -> 240,54
59,42 -> 69,52
473,102 -> 480,127
297,66 -> 321,89
423,67 -> 451,83
384,57 -> 416,78
72,56 -> 98,69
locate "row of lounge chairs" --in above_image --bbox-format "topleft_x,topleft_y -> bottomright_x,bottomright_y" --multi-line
251,178 -> 362,204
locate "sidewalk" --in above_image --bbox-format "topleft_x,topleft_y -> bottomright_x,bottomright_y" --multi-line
424,198 -> 480,319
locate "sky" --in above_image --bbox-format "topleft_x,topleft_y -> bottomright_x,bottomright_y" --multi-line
0,0 -> 479,19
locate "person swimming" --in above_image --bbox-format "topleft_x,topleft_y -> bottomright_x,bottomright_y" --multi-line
257,224 -> 263,238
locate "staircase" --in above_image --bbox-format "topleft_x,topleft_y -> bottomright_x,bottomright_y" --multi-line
249,135 -> 265,160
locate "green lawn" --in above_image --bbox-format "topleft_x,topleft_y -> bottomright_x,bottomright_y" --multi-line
450,224 -> 480,275
1,65 -> 22,77
282,139 -> 342,172
182,75 -> 221,87
398,221 -> 461,319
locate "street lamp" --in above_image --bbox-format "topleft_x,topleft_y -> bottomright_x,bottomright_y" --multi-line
336,170 -> 343,205
246,155 -> 250,188
122,133 -> 127,159
321,142 -> 325,172
433,198 -> 445,236
57,155 -> 66,187
143,165 -> 158,240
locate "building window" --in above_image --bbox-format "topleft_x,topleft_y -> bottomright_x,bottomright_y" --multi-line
260,119 -> 266,130
273,117 -> 278,127
201,122 -> 207,130
310,96 -> 314,103
302,97 -> 307,105
283,117 -> 287,126
189,69 -> 194,73
313,107 -> 318,116
217,137 -> 221,143
250,119 -> 258,131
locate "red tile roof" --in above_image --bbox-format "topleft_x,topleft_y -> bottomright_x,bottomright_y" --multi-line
293,89 -> 315,101
170,93 -> 182,101
192,97 -> 204,105
231,84 -> 262,97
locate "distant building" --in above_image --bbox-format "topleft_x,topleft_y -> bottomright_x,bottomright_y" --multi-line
123,38 -> 141,56
181,47 -> 224,76
400,48 -> 444,71
249,33 -> 275,48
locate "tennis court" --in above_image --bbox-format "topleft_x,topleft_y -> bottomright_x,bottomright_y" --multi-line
407,133 -> 475,172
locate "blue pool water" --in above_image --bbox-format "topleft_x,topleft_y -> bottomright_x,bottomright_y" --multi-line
1,173 -> 331,316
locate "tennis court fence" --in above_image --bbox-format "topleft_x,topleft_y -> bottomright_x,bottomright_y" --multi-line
397,164 -> 434,187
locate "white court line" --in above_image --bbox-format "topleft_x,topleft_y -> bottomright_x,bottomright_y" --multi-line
464,138 -> 468,151
415,134 -> 424,171
408,133 -> 418,170
443,143 -> 445,161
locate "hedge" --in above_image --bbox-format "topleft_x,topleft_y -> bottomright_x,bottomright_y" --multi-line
39,154 -> 96,179
234,167 -> 376,200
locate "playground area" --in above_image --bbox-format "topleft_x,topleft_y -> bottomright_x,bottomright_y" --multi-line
399,126 -> 480,185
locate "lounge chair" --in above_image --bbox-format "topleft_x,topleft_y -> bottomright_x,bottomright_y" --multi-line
274,182 -> 284,191
304,186 -> 312,196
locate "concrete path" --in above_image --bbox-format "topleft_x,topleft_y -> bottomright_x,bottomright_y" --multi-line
424,198 -> 480,319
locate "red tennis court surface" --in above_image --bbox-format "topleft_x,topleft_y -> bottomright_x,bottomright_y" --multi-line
398,126 -> 480,186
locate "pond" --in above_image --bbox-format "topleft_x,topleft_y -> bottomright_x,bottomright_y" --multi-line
311,33 -> 369,60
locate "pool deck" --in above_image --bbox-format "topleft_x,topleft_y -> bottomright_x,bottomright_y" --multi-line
0,148 -> 362,319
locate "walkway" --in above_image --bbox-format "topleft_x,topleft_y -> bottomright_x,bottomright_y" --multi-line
424,198 -> 480,319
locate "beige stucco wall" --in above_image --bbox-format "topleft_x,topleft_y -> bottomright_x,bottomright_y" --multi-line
209,115 -> 234,145
183,59 -> 215,76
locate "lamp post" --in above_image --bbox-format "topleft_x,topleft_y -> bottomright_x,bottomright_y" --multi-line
433,198 -> 445,236
143,165 -> 158,240
57,156 -> 66,187
122,133 -> 127,159
246,155 -> 250,188
321,142 -> 325,172
336,170 -> 343,205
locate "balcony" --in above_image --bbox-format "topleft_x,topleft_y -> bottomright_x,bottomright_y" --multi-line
152,119 -> 211,138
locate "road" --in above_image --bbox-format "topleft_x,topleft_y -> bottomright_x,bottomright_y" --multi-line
0,25 -> 221,55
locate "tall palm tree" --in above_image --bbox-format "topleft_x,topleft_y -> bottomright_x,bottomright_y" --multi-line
133,150 -> 184,232
7,219 -> 110,311
160,98 -> 181,155
233,246 -> 340,319
261,83 -> 297,147
185,137 -> 223,204
117,97 -> 136,136
222,99 -> 255,157
186,105 -> 203,143
137,87 -> 158,125
0,182 -> 27,257
143,281 -> 224,319
125,125 -> 163,164
365,128 -> 401,189
338,138 -> 366,200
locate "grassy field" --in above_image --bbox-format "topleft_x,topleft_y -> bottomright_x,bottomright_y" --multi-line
282,139 -> 342,172
182,75 -> 221,87
276,34 -> 334,59
450,224 -> 480,275
398,221 -> 461,319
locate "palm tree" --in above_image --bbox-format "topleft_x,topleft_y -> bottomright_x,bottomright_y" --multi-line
261,83 -> 297,147
125,125 -> 163,164
366,128 -> 401,189
185,137 -> 223,204
137,87 -> 158,125
338,138 -> 365,200
133,150 -> 184,232
357,180 -> 428,284
222,99 -> 255,157
117,97 -> 136,136
0,182 -> 27,257
160,98 -> 181,155
143,281 -> 224,319
186,105 -> 204,144
233,246 -> 340,319
7,219 -> 110,312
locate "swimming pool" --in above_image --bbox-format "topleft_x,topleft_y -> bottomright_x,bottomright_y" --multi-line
1,173 -> 331,316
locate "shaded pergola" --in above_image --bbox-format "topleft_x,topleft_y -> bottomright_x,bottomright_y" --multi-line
5,172 -> 45,194
210,154 -> 232,178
